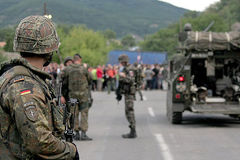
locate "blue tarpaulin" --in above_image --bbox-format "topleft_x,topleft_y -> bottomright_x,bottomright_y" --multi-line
107,50 -> 167,65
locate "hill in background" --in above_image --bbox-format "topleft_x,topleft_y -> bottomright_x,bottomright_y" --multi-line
0,0 -> 188,37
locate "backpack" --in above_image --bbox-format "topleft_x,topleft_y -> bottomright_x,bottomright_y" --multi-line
68,65 -> 88,101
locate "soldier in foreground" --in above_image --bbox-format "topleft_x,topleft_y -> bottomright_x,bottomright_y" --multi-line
0,16 -> 79,159
116,54 -> 137,138
62,54 -> 93,141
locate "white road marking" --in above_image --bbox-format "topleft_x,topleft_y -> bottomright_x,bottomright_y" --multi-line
148,107 -> 155,117
143,96 -> 147,101
155,134 -> 174,160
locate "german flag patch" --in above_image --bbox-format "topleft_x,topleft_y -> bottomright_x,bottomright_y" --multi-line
20,89 -> 32,96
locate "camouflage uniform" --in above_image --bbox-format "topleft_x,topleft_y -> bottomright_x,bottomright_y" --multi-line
134,63 -> 144,101
120,65 -> 136,128
62,63 -> 92,140
61,65 -> 72,100
0,15 -> 77,159
0,58 -> 76,159
118,54 -> 137,138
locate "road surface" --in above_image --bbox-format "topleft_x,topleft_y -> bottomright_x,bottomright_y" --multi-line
75,90 -> 240,160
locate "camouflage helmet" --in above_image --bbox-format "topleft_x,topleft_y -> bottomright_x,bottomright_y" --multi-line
184,23 -> 192,32
118,54 -> 129,63
13,15 -> 60,54
64,56 -> 73,66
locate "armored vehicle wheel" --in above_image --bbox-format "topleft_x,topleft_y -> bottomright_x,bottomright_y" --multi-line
229,114 -> 240,119
166,91 -> 183,124
167,103 -> 182,124
170,112 -> 182,124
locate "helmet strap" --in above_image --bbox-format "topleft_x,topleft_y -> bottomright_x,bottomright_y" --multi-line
43,52 -> 53,67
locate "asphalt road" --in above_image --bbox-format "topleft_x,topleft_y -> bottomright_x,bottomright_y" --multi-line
74,90 -> 240,160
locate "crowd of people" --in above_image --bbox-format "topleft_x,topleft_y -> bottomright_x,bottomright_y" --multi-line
44,62 -> 169,93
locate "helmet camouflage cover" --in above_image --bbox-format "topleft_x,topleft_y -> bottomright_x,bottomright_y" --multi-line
184,23 -> 192,32
118,54 -> 129,63
13,15 -> 60,54
64,56 -> 73,65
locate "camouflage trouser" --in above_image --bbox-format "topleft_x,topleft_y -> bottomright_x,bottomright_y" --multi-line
136,88 -> 143,100
107,78 -> 116,94
124,94 -> 136,129
74,103 -> 89,132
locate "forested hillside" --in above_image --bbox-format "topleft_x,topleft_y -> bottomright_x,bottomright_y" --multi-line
141,0 -> 240,56
0,0 -> 187,36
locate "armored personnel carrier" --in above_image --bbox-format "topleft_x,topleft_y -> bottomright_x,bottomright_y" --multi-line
167,24 -> 240,124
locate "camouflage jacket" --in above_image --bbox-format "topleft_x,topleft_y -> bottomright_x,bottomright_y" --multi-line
134,66 -> 144,87
61,65 -> 72,100
61,63 -> 92,103
119,64 -> 136,95
0,58 -> 76,160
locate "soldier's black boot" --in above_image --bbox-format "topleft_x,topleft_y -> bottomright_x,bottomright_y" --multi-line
74,131 -> 81,141
122,126 -> 137,139
81,131 -> 93,141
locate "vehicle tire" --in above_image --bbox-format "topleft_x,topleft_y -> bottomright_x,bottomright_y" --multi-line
171,112 -> 182,124
229,114 -> 240,119
167,104 -> 182,124
166,90 -> 182,124
166,87 -> 183,124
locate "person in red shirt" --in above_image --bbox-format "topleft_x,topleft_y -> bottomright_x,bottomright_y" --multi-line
106,64 -> 116,94
96,65 -> 103,91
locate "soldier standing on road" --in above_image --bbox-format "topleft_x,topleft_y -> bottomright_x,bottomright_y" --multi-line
0,15 -> 79,159
62,53 -> 93,141
117,54 -> 137,138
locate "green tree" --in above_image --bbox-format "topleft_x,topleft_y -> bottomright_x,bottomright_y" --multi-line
4,31 -> 15,52
121,34 -> 136,48
140,26 -> 178,57
56,26 -> 111,66
0,27 -> 15,41
141,6 -> 229,57
0,50 -> 7,63
102,29 -> 116,39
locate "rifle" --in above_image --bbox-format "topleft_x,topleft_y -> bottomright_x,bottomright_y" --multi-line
57,79 -> 78,142
115,82 -> 123,103
63,98 -> 78,143
57,81 -> 62,109
116,67 -> 132,103
204,21 -> 215,32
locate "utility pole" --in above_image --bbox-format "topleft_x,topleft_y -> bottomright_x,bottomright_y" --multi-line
43,2 -> 61,63
43,2 -> 47,15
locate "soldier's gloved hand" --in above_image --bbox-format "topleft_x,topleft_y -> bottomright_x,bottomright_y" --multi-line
119,72 -> 126,78
116,94 -> 122,101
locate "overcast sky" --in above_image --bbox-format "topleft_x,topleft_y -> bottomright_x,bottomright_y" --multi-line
158,0 -> 220,11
